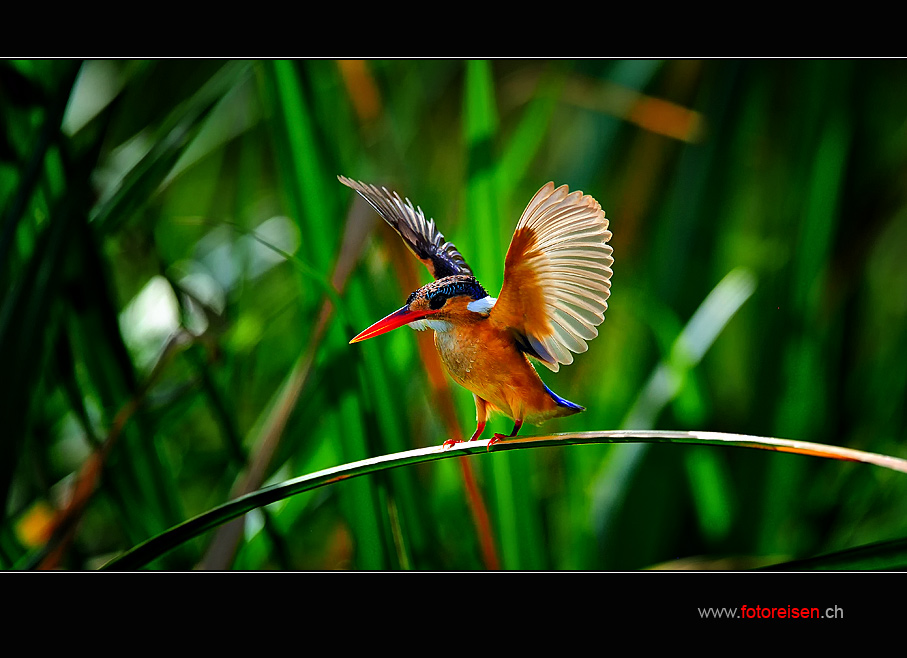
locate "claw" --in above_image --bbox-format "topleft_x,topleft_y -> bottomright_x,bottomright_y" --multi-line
442,438 -> 462,450
487,433 -> 506,451
486,419 -> 523,451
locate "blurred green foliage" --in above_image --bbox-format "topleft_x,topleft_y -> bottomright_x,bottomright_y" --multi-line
2,59 -> 907,570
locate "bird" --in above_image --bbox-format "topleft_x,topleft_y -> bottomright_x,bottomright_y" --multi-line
340,175 -> 613,448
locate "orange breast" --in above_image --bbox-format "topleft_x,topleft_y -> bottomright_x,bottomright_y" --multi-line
433,317 -> 578,424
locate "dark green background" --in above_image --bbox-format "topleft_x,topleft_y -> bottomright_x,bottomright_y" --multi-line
2,59 -> 906,570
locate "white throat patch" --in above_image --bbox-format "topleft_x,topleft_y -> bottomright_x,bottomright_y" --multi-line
409,318 -> 454,333
466,296 -> 497,314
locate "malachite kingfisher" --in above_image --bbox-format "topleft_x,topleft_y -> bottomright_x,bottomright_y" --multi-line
341,175 -> 613,448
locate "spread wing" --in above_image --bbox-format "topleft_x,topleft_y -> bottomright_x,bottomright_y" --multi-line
491,182 -> 613,372
339,175 -> 472,279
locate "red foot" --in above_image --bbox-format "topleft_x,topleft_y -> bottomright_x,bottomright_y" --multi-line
442,438 -> 462,450
487,420 -> 522,451
487,433 -> 507,451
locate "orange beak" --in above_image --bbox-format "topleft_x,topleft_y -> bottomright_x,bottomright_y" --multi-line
349,306 -> 441,344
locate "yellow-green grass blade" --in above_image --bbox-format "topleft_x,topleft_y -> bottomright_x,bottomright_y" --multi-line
591,268 -> 757,563
102,429 -> 907,570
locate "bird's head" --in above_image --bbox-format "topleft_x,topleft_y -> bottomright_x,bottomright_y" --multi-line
350,275 -> 496,343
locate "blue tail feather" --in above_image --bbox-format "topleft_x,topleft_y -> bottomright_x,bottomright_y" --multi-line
542,382 -> 585,411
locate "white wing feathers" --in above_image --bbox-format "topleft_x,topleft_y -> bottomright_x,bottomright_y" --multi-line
495,183 -> 613,372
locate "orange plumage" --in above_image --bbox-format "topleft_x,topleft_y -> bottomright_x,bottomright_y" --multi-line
342,176 -> 613,447
435,305 -> 572,425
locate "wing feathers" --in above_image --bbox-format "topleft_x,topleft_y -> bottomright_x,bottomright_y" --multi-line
492,182 -> 613,372
339,176 -> 471,279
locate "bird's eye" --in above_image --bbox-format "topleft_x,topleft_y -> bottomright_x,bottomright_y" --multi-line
429,293 -> 447,310
406,291 -> 417,305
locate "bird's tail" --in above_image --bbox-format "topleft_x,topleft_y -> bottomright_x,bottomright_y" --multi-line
542,382 -> 585,412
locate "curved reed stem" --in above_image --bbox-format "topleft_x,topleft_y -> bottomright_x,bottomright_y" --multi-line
102,429 -> 907,570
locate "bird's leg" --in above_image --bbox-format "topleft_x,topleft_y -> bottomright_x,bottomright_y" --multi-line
468,396 -> 488,441
489,418 -> 523,449
442,395 -> 487,449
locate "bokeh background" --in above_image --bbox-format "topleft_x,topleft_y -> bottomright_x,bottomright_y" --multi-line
2,59 -> 907,570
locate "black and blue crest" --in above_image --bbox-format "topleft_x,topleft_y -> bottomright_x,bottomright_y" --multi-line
407,275 -> 488,310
